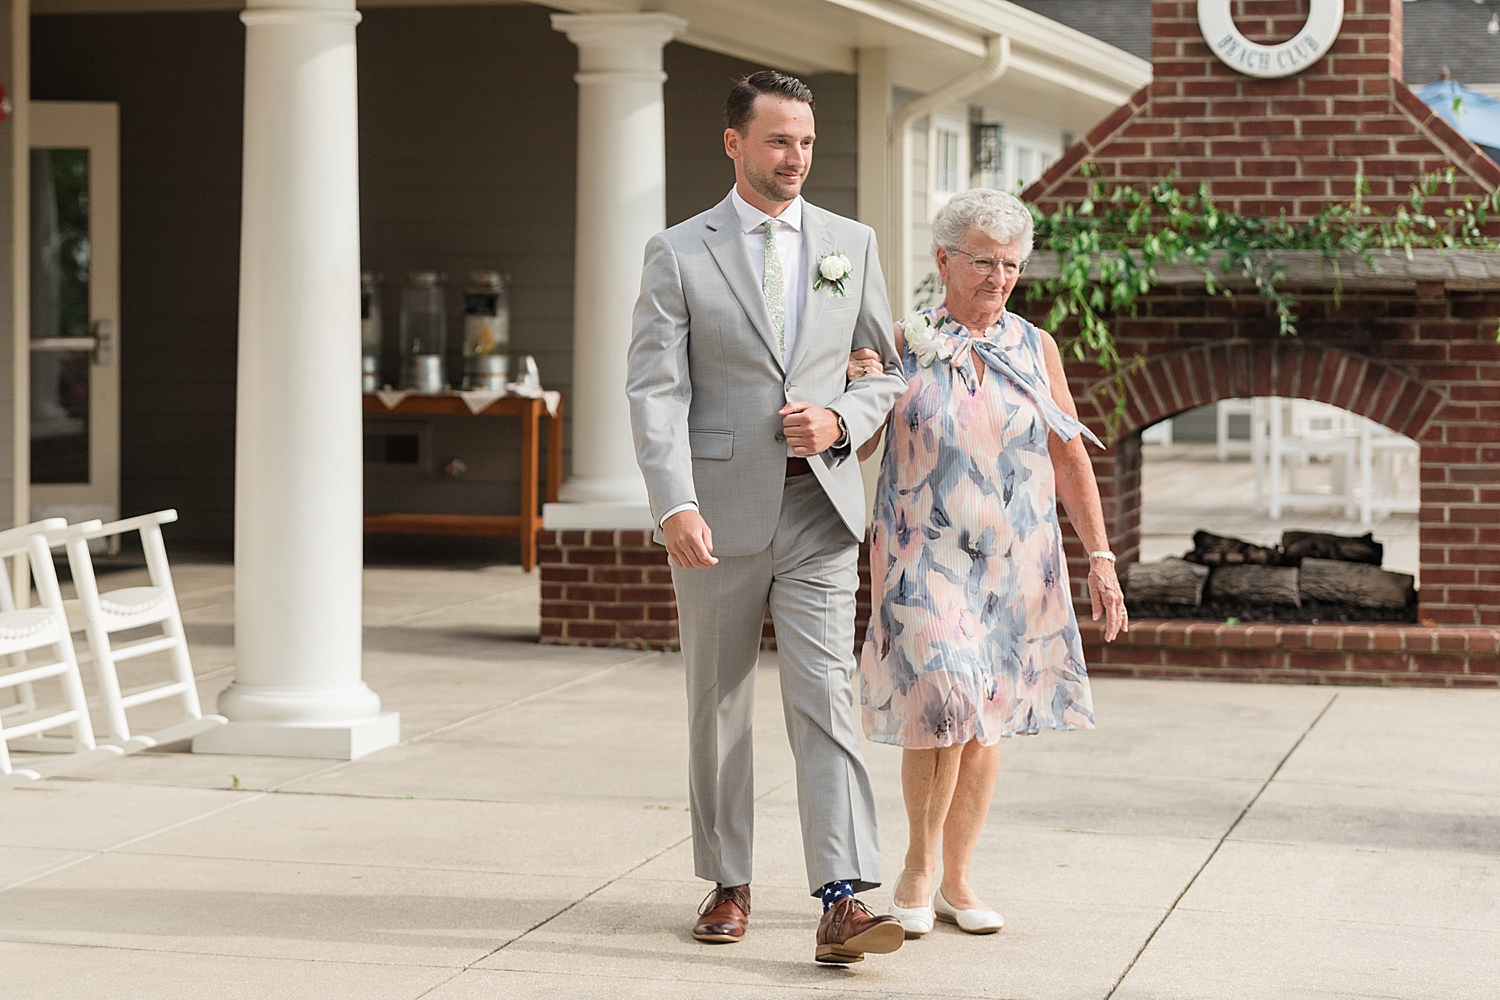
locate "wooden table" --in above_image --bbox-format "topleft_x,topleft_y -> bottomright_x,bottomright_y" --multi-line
361,393 -> 563,570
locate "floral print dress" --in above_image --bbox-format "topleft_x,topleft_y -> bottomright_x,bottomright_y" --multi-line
858,305 -> 1100,748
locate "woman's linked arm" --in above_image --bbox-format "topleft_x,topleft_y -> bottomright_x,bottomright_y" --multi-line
848,324 -> 904,461
1040,334 -> 1129,641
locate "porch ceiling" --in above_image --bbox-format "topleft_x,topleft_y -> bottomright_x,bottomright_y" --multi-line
32,0 -> 1149,117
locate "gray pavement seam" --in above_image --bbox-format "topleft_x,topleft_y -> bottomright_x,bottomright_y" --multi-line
266,653 -> 658,795
416,774 -> 802,998
0,791 -> 268,893
443,964 -> 1027,999
1102,692 -> 1340,1000
0,652 -> 651,894
373,588 -> 540,628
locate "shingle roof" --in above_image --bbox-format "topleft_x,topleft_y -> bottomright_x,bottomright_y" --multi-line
1404,0 -> 1500,86
1004,0 -> 1500,86
1003,1 -> 1153,61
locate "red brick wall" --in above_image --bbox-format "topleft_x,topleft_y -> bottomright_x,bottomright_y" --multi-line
1037,285 -> 1500,627
1081,619 -> 1499,687
1026,0 -> 1500,219
539,530 -> 874,652
537,530 -> 677,648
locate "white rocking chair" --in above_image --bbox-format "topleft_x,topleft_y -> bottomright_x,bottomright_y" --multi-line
0,518 -> 124,788
51,510 -> 225,752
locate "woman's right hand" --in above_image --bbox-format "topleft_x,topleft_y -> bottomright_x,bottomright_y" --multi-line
847,348 -> 883,382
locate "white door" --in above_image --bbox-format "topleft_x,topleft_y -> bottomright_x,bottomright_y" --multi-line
28,101 -> 119,524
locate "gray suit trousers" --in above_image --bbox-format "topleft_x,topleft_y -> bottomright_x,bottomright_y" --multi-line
673,474 -> 882,896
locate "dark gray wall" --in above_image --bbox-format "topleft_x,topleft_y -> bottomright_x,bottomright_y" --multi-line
32,5 -> 857,550
33,11 -> 243,547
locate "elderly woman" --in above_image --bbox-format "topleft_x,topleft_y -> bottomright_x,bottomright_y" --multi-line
848,188 -> 1127,938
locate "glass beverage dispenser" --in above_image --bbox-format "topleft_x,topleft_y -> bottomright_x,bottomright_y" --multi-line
399,271 -> 447,392
461,271 -> 510,391
360,272 -> 381,392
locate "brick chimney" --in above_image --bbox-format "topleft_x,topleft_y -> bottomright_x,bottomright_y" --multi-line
1025,0 -> 1499,218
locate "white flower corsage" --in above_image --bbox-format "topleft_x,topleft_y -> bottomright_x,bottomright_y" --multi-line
903,313 -> 951,367
813,251 -> 853,297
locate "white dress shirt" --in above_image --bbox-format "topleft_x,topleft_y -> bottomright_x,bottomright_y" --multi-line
731,187 -> 805,367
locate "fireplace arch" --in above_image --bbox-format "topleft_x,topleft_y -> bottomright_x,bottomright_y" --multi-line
1043,277 -> 1499,631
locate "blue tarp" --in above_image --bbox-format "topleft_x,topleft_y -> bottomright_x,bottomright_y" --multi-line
1416,79 -> 1500,163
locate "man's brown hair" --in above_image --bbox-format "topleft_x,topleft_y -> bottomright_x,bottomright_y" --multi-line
724,69 -> 815,133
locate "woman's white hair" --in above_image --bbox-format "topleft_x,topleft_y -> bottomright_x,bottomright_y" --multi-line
930,188 -> 1034,260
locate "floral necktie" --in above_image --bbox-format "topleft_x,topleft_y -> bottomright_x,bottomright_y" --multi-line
761,218 -> 785,357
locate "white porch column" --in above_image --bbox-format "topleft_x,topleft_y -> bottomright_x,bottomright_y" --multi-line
856,48 -> 893,302
545,12 -> 684,530
195,0 -> 398,760
856,48 -> 893,526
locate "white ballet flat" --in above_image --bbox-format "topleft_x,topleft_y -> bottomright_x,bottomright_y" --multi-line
888,899 -> 935,938
934,888 -> 1003,934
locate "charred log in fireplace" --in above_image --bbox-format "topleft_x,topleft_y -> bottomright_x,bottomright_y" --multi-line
1123,530 -> 1417,624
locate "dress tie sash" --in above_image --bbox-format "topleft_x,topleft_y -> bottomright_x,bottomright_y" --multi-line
948,331 -> 1104,449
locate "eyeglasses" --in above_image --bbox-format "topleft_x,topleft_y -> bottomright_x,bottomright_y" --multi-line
948,249 -> 1027,276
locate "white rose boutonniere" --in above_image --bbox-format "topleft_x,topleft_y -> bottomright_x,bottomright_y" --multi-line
813,251 -> 853,298
903,313 -> 950,367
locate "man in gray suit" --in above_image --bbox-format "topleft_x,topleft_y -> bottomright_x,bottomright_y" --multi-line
626,70 -> 907,965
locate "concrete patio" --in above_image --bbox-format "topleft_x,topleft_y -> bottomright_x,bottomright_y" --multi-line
1,560 -> 1496,999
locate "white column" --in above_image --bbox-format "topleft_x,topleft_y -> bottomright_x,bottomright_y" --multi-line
856,48 -> 893,303
195,0 -> 398,760
544,12 -> 685,531
856,48 -> 893,529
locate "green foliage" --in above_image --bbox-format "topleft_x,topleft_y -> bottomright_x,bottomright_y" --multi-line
913,271 -> 943,310
1024,168 -> 1500,436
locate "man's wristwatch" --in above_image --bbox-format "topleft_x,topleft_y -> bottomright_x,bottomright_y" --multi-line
833,412 -> 849,449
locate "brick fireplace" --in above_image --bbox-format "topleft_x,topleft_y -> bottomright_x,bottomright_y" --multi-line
540,0 -> 1499,687
1021,0 -> 1500,683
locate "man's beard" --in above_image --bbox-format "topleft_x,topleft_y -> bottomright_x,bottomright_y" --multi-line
745,159 -> 804,203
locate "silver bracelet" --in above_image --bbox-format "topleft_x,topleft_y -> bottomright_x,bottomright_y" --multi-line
1089,550 -> 1116,563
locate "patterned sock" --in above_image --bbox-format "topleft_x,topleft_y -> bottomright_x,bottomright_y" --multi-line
820,880 -> 855,912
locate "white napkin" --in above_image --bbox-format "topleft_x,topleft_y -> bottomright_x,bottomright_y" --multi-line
456,389 -> 506,415
374,388 -> 414,410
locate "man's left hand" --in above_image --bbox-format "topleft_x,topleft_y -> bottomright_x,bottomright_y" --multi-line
779,401 -> 842,456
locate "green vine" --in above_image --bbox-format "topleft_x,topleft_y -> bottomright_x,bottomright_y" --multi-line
1022,167 -> 1500,437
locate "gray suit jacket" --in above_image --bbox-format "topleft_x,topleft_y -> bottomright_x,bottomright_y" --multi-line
627,193 -> 906,558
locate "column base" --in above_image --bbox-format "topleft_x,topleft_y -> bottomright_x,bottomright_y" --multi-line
556,475 -> 650,507
192,711 -> 400,760
544,501 -> 654,530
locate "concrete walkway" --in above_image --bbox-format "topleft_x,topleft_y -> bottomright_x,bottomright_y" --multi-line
1,563 -> 1496,999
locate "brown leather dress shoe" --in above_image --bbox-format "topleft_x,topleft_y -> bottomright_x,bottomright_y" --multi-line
815,896 -> 905,964
693,884 -> 750,943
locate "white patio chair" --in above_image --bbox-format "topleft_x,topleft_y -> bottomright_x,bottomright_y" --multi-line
1216,397 -> 1271,502
1215,398 -> 1253,462
1359,420 -> 1421,525
1268,398 -> 1358,519
51,510 -> 225,752
1141,418 -> 1174,446
0,518 -> 124,788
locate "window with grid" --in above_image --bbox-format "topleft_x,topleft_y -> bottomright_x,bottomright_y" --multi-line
934,125 -> 961,195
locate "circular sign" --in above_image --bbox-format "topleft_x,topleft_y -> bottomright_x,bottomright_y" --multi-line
1197,0 -> 1344,79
